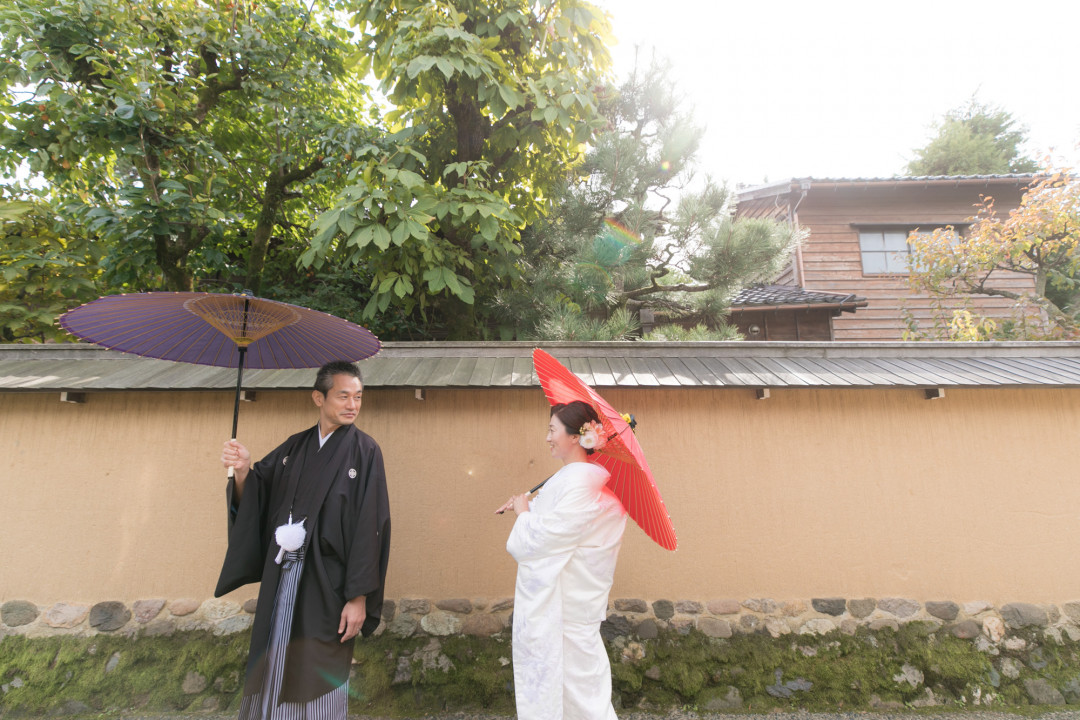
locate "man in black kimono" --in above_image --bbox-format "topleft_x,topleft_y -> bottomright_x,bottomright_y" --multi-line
215,360 -> 391,720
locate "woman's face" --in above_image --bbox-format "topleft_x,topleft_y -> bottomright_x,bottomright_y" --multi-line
546,415 -> 579,461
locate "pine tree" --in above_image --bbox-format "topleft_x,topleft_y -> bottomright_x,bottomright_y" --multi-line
490,58 -> 802,341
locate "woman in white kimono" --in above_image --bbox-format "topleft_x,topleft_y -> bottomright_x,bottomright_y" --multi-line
496,401 -> 628,720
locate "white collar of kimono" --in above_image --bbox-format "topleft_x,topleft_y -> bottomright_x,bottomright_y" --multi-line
318,427 -> 336,448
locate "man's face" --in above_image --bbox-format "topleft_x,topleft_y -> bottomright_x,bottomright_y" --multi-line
312,374 -> 363,432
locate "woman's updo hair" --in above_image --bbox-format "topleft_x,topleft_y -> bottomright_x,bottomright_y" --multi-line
550,401 -> 602,455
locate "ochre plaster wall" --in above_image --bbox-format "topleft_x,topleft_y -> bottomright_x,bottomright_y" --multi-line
2,385 -> 1078,607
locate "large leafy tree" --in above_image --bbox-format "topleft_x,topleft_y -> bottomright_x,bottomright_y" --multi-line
0,198 -> 100,342
906,169 -> 1080,340
304,0 -> 611,337
0,0 -> 373,295
904,99 -> 1039,176
490,59 -> 802,340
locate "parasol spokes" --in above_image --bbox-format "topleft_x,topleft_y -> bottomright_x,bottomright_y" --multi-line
184,293 -> 300,347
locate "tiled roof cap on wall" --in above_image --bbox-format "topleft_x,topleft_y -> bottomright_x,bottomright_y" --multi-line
2,341 -> 1080,390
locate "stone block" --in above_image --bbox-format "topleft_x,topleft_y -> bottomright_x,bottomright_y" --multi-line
182,671 -> 207,694
925,601 -> 959,622
462,613 -> 505,637
869,618 -> 899,632
781,600 -> 808,616
241,598 -> 259,615
675,600 -> 703,614
738,614 -> 759,632
840,619 -> 858,635
45,603 -> 89,629
764,617 -> 789,638
600,614 -> 632,641
798,618 -> 835,636
707,599 -> 740,615
964,600 -> 993,616
702,686 -> 742,711
670,617 -> 694,635
651,599 -> 674,620
742,598 -> 778,614
398,598 -> 431,614
635,618 -> 659,639
983,615 -> 1005,642
847,598 -> 876,618
1,600 -> 38,627
387,614 -> 418,637
893,663 -> 924,687
1001,602 -> 1049,628
435,598 -> 473,614
1024,678 -> 1065,705
213,615 -> 253,635
104,652 -> 121,674
950,619 -> 981,639
619,641 -> 645,664
199,599 -> 241,621
1063,601 -> 1080,624
420,610 -> 461,636
133,599 -> 166,624
811,598 -> 846,616
470,598 -> 488,611
169,598 -> 200,617
614,598 -> 647,613
878,597 -> 920,618
644,665 -> 661,680
89,601 -> 131,632
490,597 -> 514,612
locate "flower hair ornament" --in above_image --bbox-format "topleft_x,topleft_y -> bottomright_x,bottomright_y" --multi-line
578,420 -> 607,450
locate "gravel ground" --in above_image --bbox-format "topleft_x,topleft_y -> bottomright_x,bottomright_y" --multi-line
26,711 -> 1080,720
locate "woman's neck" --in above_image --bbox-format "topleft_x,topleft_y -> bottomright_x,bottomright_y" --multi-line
562,446 -> 590,465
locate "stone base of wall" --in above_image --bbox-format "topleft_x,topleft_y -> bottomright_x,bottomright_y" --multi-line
6,598 -> 1080,712
4,595 -> 1078,644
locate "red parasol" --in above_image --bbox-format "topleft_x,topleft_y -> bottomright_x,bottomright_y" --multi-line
532,348 -> 677,551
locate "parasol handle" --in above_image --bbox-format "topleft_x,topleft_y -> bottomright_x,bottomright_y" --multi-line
529,473 -> 554,494
227,437 -> 236,480
495,473 -> 554,514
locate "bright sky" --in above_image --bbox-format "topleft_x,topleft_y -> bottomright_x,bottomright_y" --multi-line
594,0 -> 1080,187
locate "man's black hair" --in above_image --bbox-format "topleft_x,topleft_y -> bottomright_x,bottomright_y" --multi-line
314,360 -> 363,395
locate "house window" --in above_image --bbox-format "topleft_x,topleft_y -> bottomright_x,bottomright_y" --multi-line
858,227 -> 958,275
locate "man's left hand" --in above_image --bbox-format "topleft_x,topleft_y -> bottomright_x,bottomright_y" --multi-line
338,595 -> 367,642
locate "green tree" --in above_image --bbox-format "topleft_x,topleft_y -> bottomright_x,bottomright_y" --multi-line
490,59 -> 802,340
906,169 -> 1080,340
904,99 -> 1039,176
304,0 -> 611,337
0,198 -> 101,342
0,0 -> 373,294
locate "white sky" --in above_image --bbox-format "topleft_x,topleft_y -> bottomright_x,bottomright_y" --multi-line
594,0 -> 1080,187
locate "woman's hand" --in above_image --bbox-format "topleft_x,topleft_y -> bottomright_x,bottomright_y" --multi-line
494,493 -> 530,515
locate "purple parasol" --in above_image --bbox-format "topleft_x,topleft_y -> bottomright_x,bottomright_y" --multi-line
60,291 -> 381,449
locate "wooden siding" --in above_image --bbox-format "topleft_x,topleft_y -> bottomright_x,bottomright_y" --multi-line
738,179 -> 1037,341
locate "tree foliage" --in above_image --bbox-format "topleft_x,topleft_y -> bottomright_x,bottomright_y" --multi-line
904,99 -> 1039,176
0,0 -> 373,294
304,0 -> 611,337
0,198 -> 100,342
490,59 -> 803,340
906,169 -> 1080,339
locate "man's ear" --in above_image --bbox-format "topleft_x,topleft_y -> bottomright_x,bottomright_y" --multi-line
312,389 -> 324,407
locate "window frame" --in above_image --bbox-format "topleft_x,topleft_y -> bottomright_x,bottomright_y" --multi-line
855,225 -> 964,276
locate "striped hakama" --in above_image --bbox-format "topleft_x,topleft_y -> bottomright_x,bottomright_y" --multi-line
237,548 -> 349,720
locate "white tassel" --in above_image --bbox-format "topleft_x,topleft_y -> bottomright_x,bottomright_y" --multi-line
273,514 -> 306,564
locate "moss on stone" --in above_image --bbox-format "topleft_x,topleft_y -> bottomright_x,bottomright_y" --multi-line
5,623 -> 1080,715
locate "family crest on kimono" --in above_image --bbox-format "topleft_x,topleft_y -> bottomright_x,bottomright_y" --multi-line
497,400 -> 628,720
216,360 -> 391,720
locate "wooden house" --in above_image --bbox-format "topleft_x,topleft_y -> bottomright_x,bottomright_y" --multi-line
735,175 -> 1037,341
